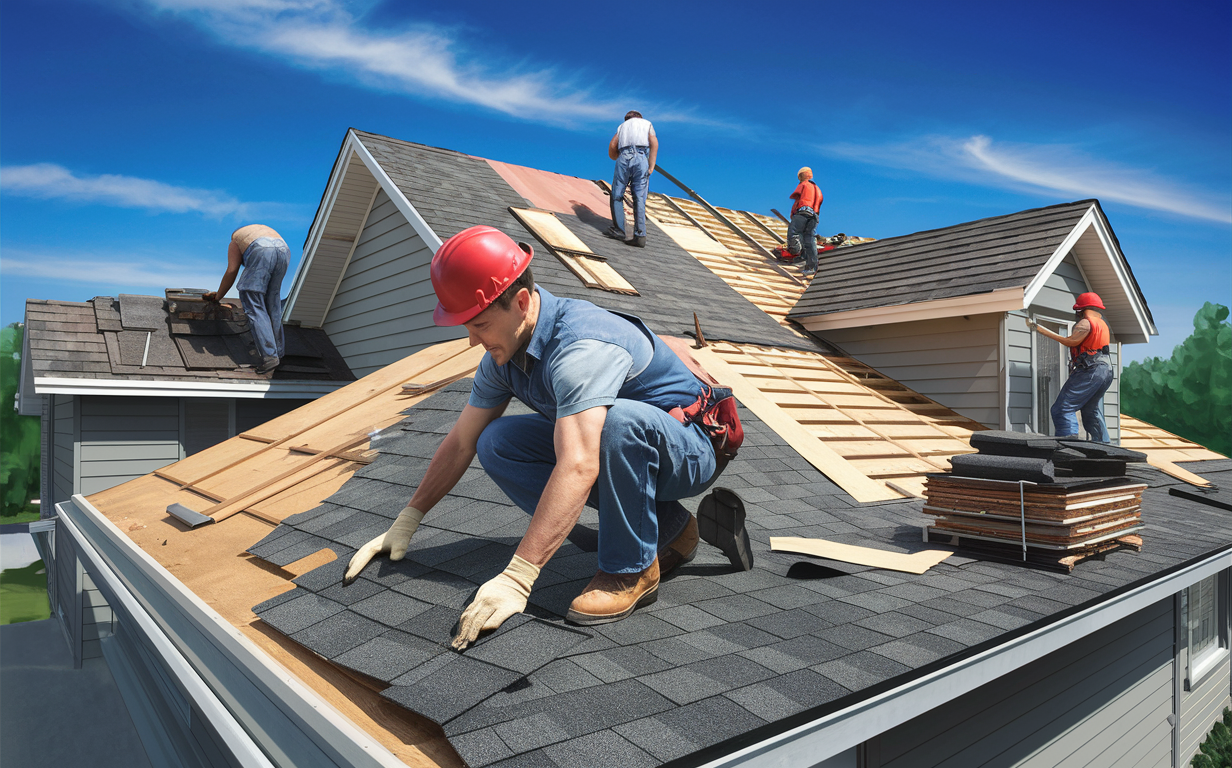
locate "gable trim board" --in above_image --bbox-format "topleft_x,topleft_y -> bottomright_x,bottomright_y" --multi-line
58,493 -> 407,768
284,129 -> 443,327
33,376 -> 344,399
695,546 -> 1232,768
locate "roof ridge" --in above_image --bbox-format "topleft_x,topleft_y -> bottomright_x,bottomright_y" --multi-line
853,200 -> 1095,247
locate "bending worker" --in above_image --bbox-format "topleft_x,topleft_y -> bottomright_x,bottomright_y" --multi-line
1027,292 -> 1114,442
604,110 -> 657,248
204,224 -> 289,374
346,226 -> 722,649
787,167 -> 823,278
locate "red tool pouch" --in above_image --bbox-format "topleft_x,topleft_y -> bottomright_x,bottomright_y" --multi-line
659,335 -> 745,463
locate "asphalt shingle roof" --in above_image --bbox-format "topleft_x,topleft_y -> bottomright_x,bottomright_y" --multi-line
788,200 -> 1095,319
23,296 -> 353,383
352,130 -> 821,352
250,380 -> 1232,767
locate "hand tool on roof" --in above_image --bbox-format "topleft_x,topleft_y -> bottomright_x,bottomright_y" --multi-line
342,506 -> 426,585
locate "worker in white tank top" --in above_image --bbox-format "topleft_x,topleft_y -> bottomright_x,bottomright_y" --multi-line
605,111 -> 658,247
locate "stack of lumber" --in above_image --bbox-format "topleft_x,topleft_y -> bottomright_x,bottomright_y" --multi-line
922,431 -> 1149,571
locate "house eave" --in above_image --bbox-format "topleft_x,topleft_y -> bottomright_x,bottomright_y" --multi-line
795,287 -> 1025,332
694,545 -> 1232,767
33,376 -> 346,399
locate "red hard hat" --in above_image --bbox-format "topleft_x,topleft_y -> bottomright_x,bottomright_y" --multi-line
431,226 -> 533,326
1073,292 -> 1105,311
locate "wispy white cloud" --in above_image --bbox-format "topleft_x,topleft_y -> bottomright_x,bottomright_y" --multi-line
134,0 -> 690,126
0,163 -> 281,219
2,250 -> 227,293
823,134 -> 1232,225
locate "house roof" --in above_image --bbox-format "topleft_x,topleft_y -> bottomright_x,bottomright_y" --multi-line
83,352 -> 1232,767
21,295 -> 354,399
786,201 -> 1156,342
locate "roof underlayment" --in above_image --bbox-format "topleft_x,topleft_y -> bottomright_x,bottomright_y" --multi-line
83,131 -> 1228,767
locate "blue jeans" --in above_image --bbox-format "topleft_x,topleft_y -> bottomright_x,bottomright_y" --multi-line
237,237 -> 289,360
611,147 -> 649,238
1051,358 -> 1114,442
476,400 -> 716,574
787,209 -> 819,270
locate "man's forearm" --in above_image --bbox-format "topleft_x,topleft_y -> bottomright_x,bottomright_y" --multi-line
515,461 -> 595,568
215,268 -> 239,298
408,431 -> 477,513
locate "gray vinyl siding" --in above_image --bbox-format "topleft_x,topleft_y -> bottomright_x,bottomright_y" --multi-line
78,396 -> 181,495
40,395 -> 52,515
817,314 -> 1002,428
1180,652 -> 1231,764
52,394 -> 76,504
81,569 -> 114,660
323,189 -> 464,377
870,597 -> 1174,768
1004,255 -> 1121,441
235,398 -> 312,435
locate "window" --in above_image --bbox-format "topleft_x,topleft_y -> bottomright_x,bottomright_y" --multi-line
1183,573 -> 1228,689
509,207 -> 638,296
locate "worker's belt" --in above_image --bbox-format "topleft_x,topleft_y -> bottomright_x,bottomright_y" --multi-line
794,206 -> 817,217
1070,346 -> 1111,372
620,145 -> 650,152
668,385 -> 744,463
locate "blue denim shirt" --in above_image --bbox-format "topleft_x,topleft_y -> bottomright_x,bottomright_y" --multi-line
469,287 -> 703,420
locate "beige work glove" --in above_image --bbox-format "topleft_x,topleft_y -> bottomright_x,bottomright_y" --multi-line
343,506 -> 425,585
451,555 -> 539,650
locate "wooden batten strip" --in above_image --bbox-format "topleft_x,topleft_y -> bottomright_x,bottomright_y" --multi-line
691,346 -> 903,502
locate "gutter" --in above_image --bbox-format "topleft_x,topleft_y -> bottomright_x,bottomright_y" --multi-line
56,494 -> 408,768
34,377 -> 347,399
688,545 -> 1232,767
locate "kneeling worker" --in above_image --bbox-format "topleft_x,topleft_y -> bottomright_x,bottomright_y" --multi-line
1027,292 -> 1115,442
346,226 -> 725,649
204,224 -> 290,374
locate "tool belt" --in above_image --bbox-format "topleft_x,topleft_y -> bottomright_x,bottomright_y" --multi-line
1069,345 -> 1111,373
668,385 -> 744,463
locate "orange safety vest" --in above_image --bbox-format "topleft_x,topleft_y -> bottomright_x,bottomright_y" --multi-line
1072,315 -> 1110,362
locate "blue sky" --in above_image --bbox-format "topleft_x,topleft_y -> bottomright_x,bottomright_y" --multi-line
2,0 -> 1228,364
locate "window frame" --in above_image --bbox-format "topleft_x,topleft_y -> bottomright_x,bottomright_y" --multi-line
1183,570 -> 1230,691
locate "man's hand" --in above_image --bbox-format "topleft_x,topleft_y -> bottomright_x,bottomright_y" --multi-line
452,555 -> 539,650
203,292 -> 219,303
1026,317 -> 1038,331
343,506 -> 426,585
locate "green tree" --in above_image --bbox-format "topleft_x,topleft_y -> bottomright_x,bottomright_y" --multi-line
1,323 -> 42,518
1122,302 -> 1231,458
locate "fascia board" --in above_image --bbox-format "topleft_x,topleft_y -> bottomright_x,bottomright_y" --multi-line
34,376 -> 345,399
1021,206 -> 1155,343
60,494 -> 408,768
17,324 -> 42,416
350,131 -> 443,250
284,132 -> 360,322
55,500 -> 277,768
798,287 -> 1024,332
698,546 -> 1231,768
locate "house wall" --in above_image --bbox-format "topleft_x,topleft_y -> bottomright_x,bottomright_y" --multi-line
1006,254 -> 1121,441
1177,571 -> 1232,765
79,396 -> 181,495
817,314 -> 1002,429
52,394 -> 76,504
323,189 -> 464,377
865,596 -> 1175,768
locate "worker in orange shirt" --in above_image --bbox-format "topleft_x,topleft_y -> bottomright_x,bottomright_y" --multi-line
787,167 -> 823,277
1027,292 -> 1114,442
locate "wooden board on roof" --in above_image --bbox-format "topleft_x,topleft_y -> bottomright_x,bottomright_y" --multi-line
509,207 -> 593,254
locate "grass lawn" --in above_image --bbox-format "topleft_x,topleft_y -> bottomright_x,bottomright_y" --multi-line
0,502 -> 43,525
1,560 -> 50,624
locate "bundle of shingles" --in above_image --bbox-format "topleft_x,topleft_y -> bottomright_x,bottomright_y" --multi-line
922,431 -> 1149,571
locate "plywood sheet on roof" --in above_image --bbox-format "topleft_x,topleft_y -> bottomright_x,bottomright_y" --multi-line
656,222 -> 732,256
509,207 -> 593,253
694,341 -> 985,499
1119,414 -> 1221,485
487,159 -> 612,219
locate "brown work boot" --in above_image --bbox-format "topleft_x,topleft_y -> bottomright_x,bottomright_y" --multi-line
658,514 -> 698,576
566,559 -> 660,626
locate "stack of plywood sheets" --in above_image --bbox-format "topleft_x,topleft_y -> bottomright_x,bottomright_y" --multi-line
922,475 -> 1146,571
